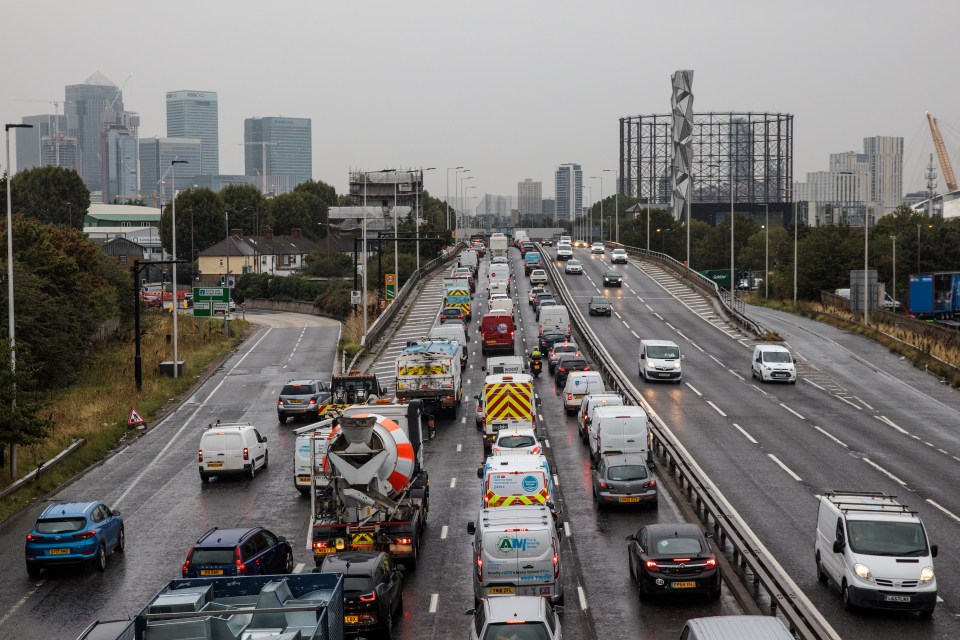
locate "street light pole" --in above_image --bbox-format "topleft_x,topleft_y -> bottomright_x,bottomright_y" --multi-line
604,169 -> 618,244
863,212 -> 869,325
890,235 -> 897,311
646,198 -> 651,253
589,176 -> 603,243
362,172 -> 368,340
5,123 -> 31,479
793,198 -> 798,305
170,159 -> 187,378
764,203 -> 769,299
446,166 -> 463,233
730,179 -> 735,308
393,179 -> 398,296
416,167 -> 435,272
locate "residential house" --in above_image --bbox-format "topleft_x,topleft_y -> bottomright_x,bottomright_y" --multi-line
197,227 -> 321,285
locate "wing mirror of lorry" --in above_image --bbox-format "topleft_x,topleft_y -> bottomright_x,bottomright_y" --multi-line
474,394 -> 481,401
467,522 -> 476,535
931,544 -> 938,557
833,540 -> 845,553
477,467 -> 484,479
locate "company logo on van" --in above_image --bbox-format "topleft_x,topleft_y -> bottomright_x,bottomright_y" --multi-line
497,323 -> 508,334
522,475 -> 539,492
297,444 -> 311,454
498,536 -> 527,553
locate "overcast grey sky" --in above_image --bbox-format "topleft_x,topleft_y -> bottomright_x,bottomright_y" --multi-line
4,1 -> 958,201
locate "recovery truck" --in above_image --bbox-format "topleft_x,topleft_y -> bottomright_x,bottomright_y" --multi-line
394,340 -> 463,418
311,402 -> 429,569
313,371 -> 388,418
76,573 -> 345,640
443,277 -> 472,320
475,373 -> 536,454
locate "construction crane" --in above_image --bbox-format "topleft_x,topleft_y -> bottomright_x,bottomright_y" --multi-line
107,73 -> 134,113
11,97 -> 71,167
926,111 -> 958,192
238,141 -> 279,194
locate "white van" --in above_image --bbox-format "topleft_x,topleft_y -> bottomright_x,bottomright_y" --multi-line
538,305 -> 570,337
559,235 -> 572,246
555,244 -> 573,261
680,616 -> 794,640
577,393 -> 624,442
590,405 -> 649,462
488,266 -> 510,296
198,423 -> 268,482
427,326 -> 468,366
292,421 -> 333,495
815,490 -> 937,616
562,371 -> 604,413
751,344 -> 796,384
478,454 -> 556,509
460,249 -> 479,274
639,339 -> 683,382
484,356 -> 525,376
467,505 -> 564,605
488,295 -> 514,317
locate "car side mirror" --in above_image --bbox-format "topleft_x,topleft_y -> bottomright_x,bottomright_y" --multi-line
553,605 -> 565,616
261,436 -> 268,442
476,467 -> 483,479
704,531 -> 715,539
680,354 -> 685,360
639,354 -> 646,360
112,509 -> 121,517
474,394 -> 480,401
647,460 -> 655,469
480,365 -> 486,371
931,544 -> 938,557
833,540 -> 845,554
625,534 -> 636,541
465,608 -> 476,616
396,564 -> 406,572
277,536 -> 287,542
589,464 -> 596,470
467,522 -> 476,536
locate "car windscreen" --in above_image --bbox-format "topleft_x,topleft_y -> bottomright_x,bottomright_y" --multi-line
281,384 -> 316,395
654,536 -> 704,556
482,622 -> 551,640
605,272 -> 620,278
607,465 -> 648,481
847,520 -> 929,556
36,517 -> 86,534
342,575 -> 375,594
646,346 -> 679,359
590,297 -> 609,304
191,547 -> 237,565
762,351 -> 792,363
498,435 -> 537,448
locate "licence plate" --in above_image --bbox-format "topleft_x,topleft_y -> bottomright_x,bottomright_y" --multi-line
200,569 -> 224,576
671,581 -> 697,589
207,462 -> 223,468
289,399 -> 303,404
315,547 -> 336,555
619,497 -> 640,503
297,475 -> 311,483
48,548 -> 70,555
344,615 -> 359,624
489,586 -> 515,595
486,340 -> 497,344
883,594 -> 912,603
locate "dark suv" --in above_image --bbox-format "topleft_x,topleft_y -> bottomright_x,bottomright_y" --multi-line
554,353 -> 590,385
277,379 -> 331,423
182,527 -> 293,577
317,551 -> 404,637
440,307 -> 465,323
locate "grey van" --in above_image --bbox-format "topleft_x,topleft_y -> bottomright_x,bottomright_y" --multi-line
680,615 -> 794,640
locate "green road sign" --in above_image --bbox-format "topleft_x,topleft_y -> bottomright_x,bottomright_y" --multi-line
193,286 -> 231,317
385,274 -> 396,301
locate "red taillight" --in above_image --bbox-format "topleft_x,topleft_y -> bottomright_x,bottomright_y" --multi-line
235,546 -> 246,574
599,481 -> 607,489
73,530 -> 97,540
26,533 -> 41,542
532,446 -> 541,454
645,480 -> 656,488
308,398 -> 317,405
395,537 -> 412,545
552,541 -> 560,579
645,560 -> 660,572
198,449 -> 203,463
567,393 -> 573,401
277,400 -> 283,407
243,447 -> 249,461
182,548 -> 194,576
559,367 -> 566,373
705,557 -> 717,568
359,592 -> 377,602
476,543 -> 484,581
584,366 -> 590,371
313,541 -> 329,550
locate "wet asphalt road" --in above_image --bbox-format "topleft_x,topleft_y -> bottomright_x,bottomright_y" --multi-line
553,244 -> 960,639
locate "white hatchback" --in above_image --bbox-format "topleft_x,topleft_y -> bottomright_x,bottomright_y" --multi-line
529,269 -> 548,285
491,428 -> 542,456
468,596 -> 562,640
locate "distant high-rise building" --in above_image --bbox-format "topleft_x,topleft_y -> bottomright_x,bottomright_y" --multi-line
517,179 -> 542,216
139,137 -> 201,205
555,163 -> 582,221
244,116 -> 312,193
100,110 -> 140,203
166,90 -> 219,175
65,72 -> 123,195
542,198 -> 556,218
15,114 -> 69,172
863,136 -> 903,213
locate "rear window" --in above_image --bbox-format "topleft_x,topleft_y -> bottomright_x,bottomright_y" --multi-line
191,547 -> 236,565
559,359 -> 586,369
343,575 -> 375,593
608,465 -> 648,481
36,517 -> 86,534
655,537 -> 704,555
498,435 -> 537,448
483,623 -> 551,640
281,384 -> 316,395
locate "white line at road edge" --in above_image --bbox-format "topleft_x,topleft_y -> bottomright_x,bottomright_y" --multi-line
0,580 -> 44,627
293,563 -> 305,574
429,593 -> 439,613
706,401 -> 726,417
732,423 -> 758,444
115,327 -> 291,509
577,585 -> 588,611
552,473 -> 560,487
456,443 -> 462,452
768,454 -> 803,482
450,477 -> 457,489
863,458 -> 907,485
564,521 -> 571,538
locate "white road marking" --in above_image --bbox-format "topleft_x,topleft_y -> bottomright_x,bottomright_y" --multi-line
728,369 -> 744,381
938,448 -> 949,455
685,383 -> 702,396
835,395 -> 862,410
675,330 -> 689,340
306,515 -> 314,551
768,454 -> 803,481
441,525 -> 449,540
814,426 -> 848,448
429,593 -> 439,613
462,417 -> 466,424
706,401 -> 726,417
876,415 -> 909,434
780,403 -> 805,420
294,563 -> 305,574
552,473 -> 560,487
854,396 -> 875,410
653,312 -> 663,319
925,441 -> 935,447
732,423 -> 758,443
927,499 -> 960,524
689,341 -> 704,352
803,378 -> 826,391
614,311 -> 622,319
631,330 -> 640,339
665,322 -> 676,330
450,477 -> 457,488
577,585 -> 589,611
863,458 -> 907,485
0,580 -> 44,627
709,355 -> 724,367
564,521 -> 572,538
622,320 -> 630,328
545,438 -> 551,448
457,443 -> 462,452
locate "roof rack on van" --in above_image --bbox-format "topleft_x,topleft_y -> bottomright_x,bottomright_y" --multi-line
206,420 -> 253,430
822,490 -> 916,515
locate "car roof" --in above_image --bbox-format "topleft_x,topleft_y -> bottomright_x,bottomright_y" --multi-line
756,344 -> 790,352
591,296 -> 609,302
40,501 -> 100,519
601,452 -> 649,466
479,504 -> 552,526
483,595 -> 547,622
320,551 -> 385,572
196,527 -> 259,546
613,247 -> 627,252
645,523 -> 704,539
642,339 -> 678,347
283,379 -> 320,387
497,427 -> 537,437
604,271 -> 620,275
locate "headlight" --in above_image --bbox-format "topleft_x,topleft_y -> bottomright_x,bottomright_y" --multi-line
673,363 -> 681,370
647,361 -> 656,369
853,563 -> 872,580
920,566 -> 935,583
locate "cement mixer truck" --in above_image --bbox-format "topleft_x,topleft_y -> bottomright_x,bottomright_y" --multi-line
311,401 -> 429,568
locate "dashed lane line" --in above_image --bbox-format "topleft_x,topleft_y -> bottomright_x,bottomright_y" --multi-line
768,454 -> 803,482
733,423 -> 758,444
863,458 -> 907,485
685,383 -> 702,396
927,499 -> 960,524
780,403 -> 805,420
706,401 -> 726,417
441,525 -> 449,539
814,426 -> 848,448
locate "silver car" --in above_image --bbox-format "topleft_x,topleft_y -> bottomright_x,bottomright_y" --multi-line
592,452 -> 657,508
588,296 -> 611,315
467,596 -> 562,640
277,379 -> 331,423
564,259 -> 583,274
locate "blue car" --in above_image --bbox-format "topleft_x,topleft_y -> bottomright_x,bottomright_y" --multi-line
182,526 -> 294,578
25,501 -> 124,577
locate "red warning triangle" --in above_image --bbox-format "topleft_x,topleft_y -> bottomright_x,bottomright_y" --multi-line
128,406 -> 146,427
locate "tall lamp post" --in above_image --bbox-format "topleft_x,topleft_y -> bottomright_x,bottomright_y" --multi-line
459,174 -> 474,238
5,123 -> 32,478
446,166 -> 463,232
589,176 -> 603,243
417,167 -> 436,271
583,186 -> 592,244
170,159 -> 188,378
863,212 -> 869,325
604,169 -> 618,243
465,185 -> 477,231
890,235 -> 897,311
764,203 -> 769,298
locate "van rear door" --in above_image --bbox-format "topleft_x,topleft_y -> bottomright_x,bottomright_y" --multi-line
481,529 -> 520,596
222,433 -> 245,471
481,528 -> 555,596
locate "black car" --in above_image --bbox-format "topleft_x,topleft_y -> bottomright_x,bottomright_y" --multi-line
554,353 -> 589,386
542,239 -> 554,247
317,551 -> 404,637
626,523 -> 720,600
539,330 -> 567,352
602,271 -> 623,287
440,307 -> 465,323
182,526 -> 293,578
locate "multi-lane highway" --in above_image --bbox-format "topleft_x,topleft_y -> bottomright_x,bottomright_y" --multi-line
550,243 -> 960,638
3,241 -> 958,639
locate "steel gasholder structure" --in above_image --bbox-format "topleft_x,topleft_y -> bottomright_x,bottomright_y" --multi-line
620,112 -> 794,217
